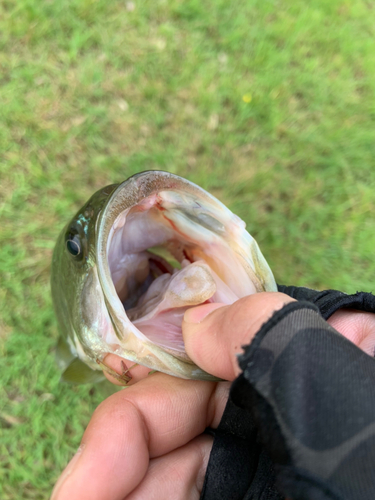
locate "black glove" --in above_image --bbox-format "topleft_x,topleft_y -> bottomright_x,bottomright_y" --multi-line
200,288 -> 375,500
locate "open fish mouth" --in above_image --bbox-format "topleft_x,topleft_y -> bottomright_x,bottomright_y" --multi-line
53,171 -> 277,382
98,172 -> 276,365
106,190 -> 256,358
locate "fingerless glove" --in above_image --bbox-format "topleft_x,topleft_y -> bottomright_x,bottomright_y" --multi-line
201,289 -> 375,500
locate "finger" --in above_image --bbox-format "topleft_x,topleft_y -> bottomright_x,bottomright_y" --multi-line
327,309 -> 375,356
182,292 -> 296,380
51,373 -> 229,500
125,434 -> 213,500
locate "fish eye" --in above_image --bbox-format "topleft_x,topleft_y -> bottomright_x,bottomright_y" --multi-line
66,231 -> 83,260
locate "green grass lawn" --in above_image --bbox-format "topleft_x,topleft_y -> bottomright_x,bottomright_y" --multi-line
1,0 -> 375,497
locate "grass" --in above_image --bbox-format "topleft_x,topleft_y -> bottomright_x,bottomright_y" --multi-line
1,0 -> 375,497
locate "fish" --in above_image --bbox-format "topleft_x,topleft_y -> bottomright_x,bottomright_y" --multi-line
51,171 -> 277,384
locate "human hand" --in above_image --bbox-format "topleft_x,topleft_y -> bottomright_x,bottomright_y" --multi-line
50,372 -> 228,500
51,292 -> 375,500
51,292 -> 293,500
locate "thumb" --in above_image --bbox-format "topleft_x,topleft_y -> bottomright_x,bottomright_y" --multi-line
182,293 -> 296,381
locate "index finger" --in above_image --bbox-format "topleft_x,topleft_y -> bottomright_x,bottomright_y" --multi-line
52,373 -> 229,500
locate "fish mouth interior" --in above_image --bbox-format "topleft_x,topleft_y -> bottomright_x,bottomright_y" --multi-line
106,190 -> 255,354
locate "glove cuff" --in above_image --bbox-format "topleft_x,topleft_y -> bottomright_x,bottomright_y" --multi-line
277,285 -> 375,320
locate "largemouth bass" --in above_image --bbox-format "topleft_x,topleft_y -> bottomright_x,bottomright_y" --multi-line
51,171 -> 276,383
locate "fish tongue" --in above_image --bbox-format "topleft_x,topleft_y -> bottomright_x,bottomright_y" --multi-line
128,261 -> 217,351
129,260 -> 216,321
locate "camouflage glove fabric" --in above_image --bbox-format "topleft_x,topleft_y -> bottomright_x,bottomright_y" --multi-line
201,290 -> 375,500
